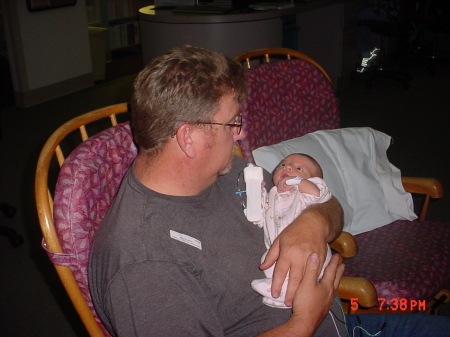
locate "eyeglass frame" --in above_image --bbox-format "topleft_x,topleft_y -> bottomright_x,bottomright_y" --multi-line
196,114 -> 243,135
171,115 -> 243,138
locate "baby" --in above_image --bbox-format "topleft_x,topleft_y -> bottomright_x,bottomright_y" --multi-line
252,153 -> 332,308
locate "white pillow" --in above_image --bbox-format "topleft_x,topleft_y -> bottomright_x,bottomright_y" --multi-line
252,127 -> 417,235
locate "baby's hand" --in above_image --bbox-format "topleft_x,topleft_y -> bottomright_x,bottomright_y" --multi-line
277,176 -> 296,193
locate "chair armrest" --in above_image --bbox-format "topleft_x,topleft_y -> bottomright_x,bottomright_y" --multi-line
330,231 -> 358,258
402,177 -> 444,221
338,276 -> 378,308
402,177 -> 443,198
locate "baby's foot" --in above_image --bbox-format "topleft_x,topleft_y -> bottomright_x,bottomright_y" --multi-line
251,278 -> 291,308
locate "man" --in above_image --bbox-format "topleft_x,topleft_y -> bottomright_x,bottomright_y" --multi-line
89,46 -> 450,336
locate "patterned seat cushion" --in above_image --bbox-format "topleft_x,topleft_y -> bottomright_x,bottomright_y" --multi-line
344,220 -> 450,306
44,122 -> 137,336
239,59 -> 340,163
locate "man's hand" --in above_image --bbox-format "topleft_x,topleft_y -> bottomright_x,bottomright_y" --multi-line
260,197 -> 343,306
289,253 -> 344,334
257,253 -> 344,337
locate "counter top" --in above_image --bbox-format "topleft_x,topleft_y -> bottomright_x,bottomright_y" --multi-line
139,0 -> 344,23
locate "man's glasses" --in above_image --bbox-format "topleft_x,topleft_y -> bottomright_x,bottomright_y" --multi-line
197,115 -> 243,135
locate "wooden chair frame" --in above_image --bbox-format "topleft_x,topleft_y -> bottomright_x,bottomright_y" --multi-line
234,47 -> 332,83
35,103 -> 129,337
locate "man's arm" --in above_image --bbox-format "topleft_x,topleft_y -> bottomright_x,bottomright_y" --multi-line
260,196 -> 344,306
257,253 -> 344,337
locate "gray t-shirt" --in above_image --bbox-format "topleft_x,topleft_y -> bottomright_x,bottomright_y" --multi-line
88,156 -> 346,336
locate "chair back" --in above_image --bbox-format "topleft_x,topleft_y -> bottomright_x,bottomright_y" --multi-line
234,47 -> 332,83
239,58 -> 340,163
234,50 -> 450,313
35,103 -> 131,337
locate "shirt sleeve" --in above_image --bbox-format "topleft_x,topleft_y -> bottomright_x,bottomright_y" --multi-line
303,177 -> 332,204
104,261 -> 225,337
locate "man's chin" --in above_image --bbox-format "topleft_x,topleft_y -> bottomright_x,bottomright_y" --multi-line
219,143 -> 239,176
219,163 -> 232,176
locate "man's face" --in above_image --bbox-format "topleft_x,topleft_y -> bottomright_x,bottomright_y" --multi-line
202,94 -> 246,176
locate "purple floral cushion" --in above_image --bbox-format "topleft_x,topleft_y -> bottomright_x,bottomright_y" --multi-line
44,122 -> 137,336
344,220 -> 450,307
239,59 -> 340,163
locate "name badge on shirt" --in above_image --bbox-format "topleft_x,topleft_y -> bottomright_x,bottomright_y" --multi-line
170,230 -> 202,250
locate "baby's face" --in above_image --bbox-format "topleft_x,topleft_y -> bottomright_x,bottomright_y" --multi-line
272,154 -> 319,185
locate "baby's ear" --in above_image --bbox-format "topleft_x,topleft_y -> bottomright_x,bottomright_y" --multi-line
261,181 -> 266,188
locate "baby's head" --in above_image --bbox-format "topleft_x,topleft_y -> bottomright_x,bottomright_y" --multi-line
272,153 -> 323,185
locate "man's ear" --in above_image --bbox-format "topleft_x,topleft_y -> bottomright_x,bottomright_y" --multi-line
176,124 -> 196,159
